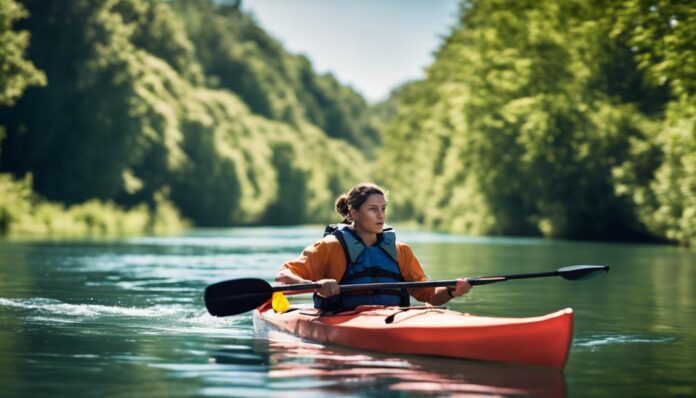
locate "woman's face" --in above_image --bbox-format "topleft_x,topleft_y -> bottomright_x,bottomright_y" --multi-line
350,194 -> 386,235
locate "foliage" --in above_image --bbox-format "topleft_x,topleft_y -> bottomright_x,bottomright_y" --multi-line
608,0 -> 696,246
0,0 -> 371,231
0,0 -> 45,107
0,173 -> 185,237
0,172 -> 32,235
613,91 -> 696,247
1,0 -> 693,245
171,0 -> 379,154
378,0 -> 694,244
612,0 -> 695,101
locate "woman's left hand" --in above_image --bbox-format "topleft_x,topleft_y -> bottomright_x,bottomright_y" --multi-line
450,278 -> 472,297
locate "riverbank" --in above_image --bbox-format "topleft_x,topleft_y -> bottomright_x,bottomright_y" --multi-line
0,174 -> 187,239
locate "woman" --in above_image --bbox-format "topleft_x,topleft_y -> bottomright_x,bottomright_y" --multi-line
276,182 -> 471,311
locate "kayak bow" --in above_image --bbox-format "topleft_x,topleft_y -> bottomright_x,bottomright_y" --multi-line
253,304 -> 574,369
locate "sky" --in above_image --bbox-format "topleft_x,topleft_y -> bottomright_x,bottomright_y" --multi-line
242,0 -> 461,103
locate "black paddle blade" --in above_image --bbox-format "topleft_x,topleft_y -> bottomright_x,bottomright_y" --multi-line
558,265 -> 609,280
204,278 -> 273,317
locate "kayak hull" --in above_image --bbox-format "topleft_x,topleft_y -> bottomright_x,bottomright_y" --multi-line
253,305 -> 573,369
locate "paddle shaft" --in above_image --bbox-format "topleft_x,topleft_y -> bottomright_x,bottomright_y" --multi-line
270,269 -> 566,293
204,265 -> 607,316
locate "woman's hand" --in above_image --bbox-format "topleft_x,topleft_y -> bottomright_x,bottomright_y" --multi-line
449,278 -> 472,297
316,279 -> 340,298
275,270 -> 339,298
429,278 -> 472,306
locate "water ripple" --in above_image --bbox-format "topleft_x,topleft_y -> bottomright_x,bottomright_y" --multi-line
0,297 -> 183,318
575,333 -> 676,347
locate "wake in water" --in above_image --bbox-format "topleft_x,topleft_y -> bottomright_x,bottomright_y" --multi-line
0,297 -> 233,330
575,333 -> 676,349
0,296 -> 249,336
0,297 -> 182,317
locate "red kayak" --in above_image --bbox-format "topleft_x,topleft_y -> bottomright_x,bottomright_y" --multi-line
253,304 -> 574,369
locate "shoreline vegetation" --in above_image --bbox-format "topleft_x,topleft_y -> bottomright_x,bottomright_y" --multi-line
0,173 -> 187,239
0,0 -> 693,246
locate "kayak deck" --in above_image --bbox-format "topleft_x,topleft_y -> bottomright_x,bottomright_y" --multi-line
253,305 -> 573,369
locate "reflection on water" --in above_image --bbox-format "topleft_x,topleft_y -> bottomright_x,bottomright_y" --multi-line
1,228 -> 695,397
209,330 -> 568,398
200,331 -> 566,397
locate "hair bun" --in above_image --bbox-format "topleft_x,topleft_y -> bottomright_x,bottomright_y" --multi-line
335,194 -> 349,218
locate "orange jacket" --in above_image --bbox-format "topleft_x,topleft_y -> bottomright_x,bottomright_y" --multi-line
280,235 -> 435,303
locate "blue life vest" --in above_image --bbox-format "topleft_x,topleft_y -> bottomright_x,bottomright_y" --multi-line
313,224 -> 410,311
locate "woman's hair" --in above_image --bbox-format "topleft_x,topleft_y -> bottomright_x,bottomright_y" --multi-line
335,182 -> 387,223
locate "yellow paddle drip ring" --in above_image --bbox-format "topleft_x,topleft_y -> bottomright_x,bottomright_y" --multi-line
272,292 -> 290,313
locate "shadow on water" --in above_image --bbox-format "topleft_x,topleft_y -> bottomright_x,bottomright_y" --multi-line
208,330 -> 567,397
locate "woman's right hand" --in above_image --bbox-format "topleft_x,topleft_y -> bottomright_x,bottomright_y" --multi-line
316,279 -> 340,298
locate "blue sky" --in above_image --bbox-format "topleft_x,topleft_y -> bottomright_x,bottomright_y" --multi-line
242,0 -> 461,103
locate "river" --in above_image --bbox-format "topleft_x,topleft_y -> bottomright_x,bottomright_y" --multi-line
1,226 -> 694,397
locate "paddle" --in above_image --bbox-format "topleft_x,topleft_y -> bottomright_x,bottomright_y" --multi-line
205,264 -> 609,317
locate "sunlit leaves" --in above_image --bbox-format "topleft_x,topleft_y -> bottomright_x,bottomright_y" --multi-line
0,0 -> 45,106
378,0 -> 693,244
0,0 -> 372,229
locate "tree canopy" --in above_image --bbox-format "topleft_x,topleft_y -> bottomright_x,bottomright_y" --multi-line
0,0 -> 693,245
377,0 -> 694,245
0,0 -> 374,229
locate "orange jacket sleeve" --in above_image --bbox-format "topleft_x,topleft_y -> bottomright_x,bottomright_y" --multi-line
280,236 -> 347,282
396,242 -> 436,303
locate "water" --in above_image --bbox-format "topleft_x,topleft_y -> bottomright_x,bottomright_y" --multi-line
1,226 -> 694,397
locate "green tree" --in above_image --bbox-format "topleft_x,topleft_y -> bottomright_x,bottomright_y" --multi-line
0,0 -> 45,107
378,0 -> 664,240
1,0 -> 373,229
0,0 -> 186,205
611,0 -> 695,245
171,0 -> 380,154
